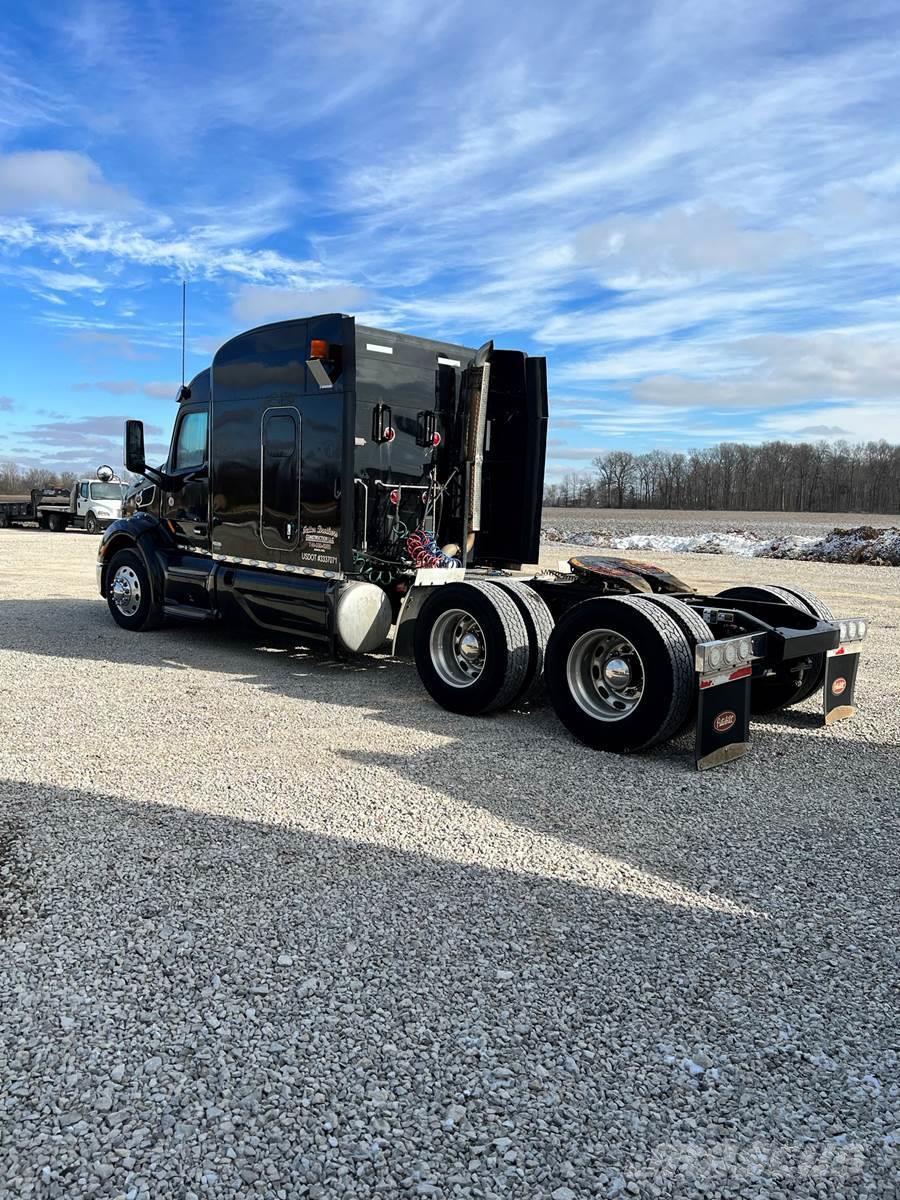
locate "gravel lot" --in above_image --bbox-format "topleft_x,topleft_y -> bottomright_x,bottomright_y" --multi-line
1,528 -> 897,1199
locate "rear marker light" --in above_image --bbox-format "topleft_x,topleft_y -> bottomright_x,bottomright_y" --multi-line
390,489 -> 400,505
310,339 -> 329,359
432,432 -> 442,448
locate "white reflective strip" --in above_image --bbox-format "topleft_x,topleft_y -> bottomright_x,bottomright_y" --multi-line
366,343 -> 393,354
437,356 -> 461,367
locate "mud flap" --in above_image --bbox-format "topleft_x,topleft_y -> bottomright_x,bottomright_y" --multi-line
824,647 -> 860,724
695,675 -> 752,770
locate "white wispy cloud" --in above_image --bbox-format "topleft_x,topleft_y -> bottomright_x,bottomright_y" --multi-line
3,0 -> 900,465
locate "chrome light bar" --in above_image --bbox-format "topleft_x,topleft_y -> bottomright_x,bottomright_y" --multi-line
695,633 -> 766,677
837,617 -> 868,644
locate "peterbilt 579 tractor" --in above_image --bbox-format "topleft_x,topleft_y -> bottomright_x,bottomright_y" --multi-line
99,314 -> 867,769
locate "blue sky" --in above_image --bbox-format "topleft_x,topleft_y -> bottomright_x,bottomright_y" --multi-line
2,0 -> 900,481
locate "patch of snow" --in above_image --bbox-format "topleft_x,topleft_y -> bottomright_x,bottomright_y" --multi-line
542,524 -> 900,566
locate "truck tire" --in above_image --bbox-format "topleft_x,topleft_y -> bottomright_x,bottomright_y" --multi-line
545,595 -> 694,753
0,513 -> 9,529
38,514 -> 49,529
765,584 -> 833,704
106,549 -> 163,632
85,512 -> 99,534
717,584 -> 826,713
413,580 -> 530,715
47,512 -> 65,532
487,580 -> 554,703
631,593 -> 713,648
619,593 -> 713,734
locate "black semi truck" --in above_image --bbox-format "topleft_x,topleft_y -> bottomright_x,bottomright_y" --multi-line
98,313 -> 867,769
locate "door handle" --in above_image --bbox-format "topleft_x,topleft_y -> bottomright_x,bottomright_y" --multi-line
192,526 -> 205,535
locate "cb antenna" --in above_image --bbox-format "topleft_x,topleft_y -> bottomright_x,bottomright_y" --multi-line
176,280 -> 191,401
181,279 -> 186,388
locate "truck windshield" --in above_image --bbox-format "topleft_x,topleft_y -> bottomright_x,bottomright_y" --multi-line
90,483 -> 124,500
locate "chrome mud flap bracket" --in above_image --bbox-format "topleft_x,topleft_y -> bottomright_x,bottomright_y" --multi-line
824,644 -> 861,724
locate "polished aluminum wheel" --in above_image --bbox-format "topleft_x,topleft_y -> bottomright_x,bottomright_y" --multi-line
429,608 -> 486,687
566,628 -> 644,721
111,564 -> 142,618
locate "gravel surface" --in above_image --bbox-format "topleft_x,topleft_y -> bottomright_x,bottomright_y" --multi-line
1,529 -> 898,1199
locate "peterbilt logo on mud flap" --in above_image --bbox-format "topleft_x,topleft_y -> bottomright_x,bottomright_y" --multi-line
713,711 -> 737,733
831,676 -> 847,696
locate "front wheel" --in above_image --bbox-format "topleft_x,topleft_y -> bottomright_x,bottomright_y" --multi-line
106,549 -> 162,631
85,512 -> 99,534
545,596 -> 695,753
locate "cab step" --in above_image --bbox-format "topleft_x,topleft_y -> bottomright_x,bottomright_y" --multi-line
163,604 -> 215,622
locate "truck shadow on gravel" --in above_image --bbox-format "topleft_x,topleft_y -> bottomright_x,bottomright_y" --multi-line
0,775 -> 894,1197
2,598 -> 897,920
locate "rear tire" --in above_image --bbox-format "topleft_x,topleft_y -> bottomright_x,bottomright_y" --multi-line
766,585 -> 833,704
545,595 -> 695,753
624,593 -> 713,734
487,580 -> 554,703
106,549 -> 162,632
414,581 -> 530,715
47,513 -> 65,532
633,593 -> 713,648
717,584 -> 826,713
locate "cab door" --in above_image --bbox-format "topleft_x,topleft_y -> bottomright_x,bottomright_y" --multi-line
163,405 -> 209,551
76,481 -> 90,523
260,406 -> 302,557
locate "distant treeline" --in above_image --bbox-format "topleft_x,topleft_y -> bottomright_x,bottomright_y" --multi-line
0,463 -> 139,495
545,440 -> 900,514
0,463 -> 81,494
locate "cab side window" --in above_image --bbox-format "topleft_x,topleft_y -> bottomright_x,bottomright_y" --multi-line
173,411 -> 208,470
80,482 -> 89,498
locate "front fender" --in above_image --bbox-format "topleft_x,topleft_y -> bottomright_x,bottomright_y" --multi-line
98,515 -> 173,605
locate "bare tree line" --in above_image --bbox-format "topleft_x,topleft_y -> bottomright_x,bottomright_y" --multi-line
0,462 -> 83,495
0,462 -> 139,496
545,440 -> 900,514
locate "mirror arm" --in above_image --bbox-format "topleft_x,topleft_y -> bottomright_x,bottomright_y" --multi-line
140,464 -> 167,486
139,464 -> 181,491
